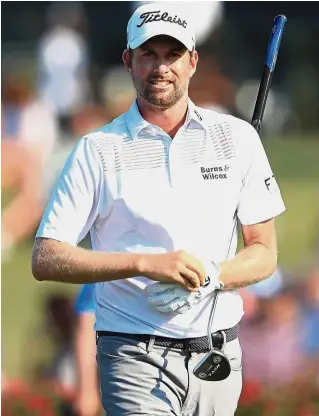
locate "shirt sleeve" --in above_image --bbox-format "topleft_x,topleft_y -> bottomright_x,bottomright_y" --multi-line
236,121 -> 286,225
74,284 -> 96,315
36,137 -> 104,245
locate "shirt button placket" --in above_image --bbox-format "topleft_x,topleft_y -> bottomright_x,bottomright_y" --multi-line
162,135 -> 174,188
169,131 -> 183,188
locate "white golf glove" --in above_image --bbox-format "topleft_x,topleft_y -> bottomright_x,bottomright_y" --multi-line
145,261 -> 223,314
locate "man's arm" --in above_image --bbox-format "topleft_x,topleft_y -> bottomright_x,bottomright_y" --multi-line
31,237 -> 206,290
32,237 -> 145,283
219,119 -> 285,291
219,218 -> 277,290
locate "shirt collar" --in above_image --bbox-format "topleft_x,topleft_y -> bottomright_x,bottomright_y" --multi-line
186,99 -> 208,131
125,100 -> 149,140
125,99 -> 207,140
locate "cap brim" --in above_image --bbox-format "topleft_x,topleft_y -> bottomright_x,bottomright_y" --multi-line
129,27 -> 194,51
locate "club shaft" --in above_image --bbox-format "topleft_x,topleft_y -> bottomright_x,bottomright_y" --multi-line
251,15 -> 287,132
207,290 -> 219,350
206,15 -> 287,351
251,67 -> 273,133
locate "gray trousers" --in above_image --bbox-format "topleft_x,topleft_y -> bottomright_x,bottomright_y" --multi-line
96,334 -> 242,416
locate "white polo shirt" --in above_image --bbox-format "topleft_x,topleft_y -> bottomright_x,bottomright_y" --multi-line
36,99 -> 285,337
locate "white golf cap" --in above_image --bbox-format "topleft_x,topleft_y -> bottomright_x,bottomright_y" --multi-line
127,2 -> 196,51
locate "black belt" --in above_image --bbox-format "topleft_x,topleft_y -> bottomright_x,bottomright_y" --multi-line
97,324 -> 239,353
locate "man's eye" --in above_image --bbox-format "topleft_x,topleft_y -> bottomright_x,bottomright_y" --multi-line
142,51 -> 154,57
171,52 -> 181,58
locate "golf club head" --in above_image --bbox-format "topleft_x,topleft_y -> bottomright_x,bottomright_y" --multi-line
193,349 -> 231,381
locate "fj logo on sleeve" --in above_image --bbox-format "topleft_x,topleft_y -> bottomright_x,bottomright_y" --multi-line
201,165 -> 230,180
264,174 -> 280,194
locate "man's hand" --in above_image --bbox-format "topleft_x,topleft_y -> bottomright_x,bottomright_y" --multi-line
141,250 -> 206,291
145,261 -> 221,313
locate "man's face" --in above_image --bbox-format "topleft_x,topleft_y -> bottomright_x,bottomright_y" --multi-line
124,35 -> 198,109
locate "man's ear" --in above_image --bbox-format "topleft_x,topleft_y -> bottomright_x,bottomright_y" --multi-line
189,50 -> 198,78
122,49 -> 132,73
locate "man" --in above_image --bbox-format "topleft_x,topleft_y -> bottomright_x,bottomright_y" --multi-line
73,284 -> 101,416
32,3 -> 286,415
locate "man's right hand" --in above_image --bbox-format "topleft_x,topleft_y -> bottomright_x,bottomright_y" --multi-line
140,250 -> 206,292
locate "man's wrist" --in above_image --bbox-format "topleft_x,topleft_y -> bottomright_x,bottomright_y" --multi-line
215,279 -> 225,290
214,262 -> 225,289
134,253 -> 147,275
135,253 -> 156,279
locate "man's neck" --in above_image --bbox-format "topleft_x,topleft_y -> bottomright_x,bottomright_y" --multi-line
136,95 -> 189,139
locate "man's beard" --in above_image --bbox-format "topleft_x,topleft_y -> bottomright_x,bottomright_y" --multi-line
131,74 -> 188,109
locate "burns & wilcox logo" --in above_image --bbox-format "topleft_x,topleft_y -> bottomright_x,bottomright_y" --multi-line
201,165 -> 230,180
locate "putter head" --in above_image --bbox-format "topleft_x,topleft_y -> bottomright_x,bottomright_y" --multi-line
193,349 -> 231,381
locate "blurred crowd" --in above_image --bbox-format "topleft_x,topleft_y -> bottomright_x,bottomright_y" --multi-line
1,2 -> 319,416
239,268 -> 319,409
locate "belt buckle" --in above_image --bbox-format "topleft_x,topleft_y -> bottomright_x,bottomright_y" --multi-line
211,331 -> 226,351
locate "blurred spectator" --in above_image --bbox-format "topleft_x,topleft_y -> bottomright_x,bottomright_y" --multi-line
239,267 -> 284,322
71,104 -> 109,138
247,266 -> 284,299
301,268 -> 319,355
1,139 -> 43,260
73,284 -> 100,416
240,282 -> 308,389
300,268 -> 319,386
37,2 -> 89,135
99,66 -> 136,120
2,76 -> 58,164
1,76 -> 58,259
189,54 -> 236,113
17,294 -> 77,415
1,370 -> 9,394
40,294 -> 77,397
235,80 -> 299,137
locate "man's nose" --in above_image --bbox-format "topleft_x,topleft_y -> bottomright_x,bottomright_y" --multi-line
154,61 -> 170,74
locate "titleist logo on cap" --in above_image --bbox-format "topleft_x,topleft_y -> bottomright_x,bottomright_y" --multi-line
137,10 -> 187,28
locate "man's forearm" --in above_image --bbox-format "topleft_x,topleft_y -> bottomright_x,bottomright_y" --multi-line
32,239 -> 206,289
219,243 -> 277,290
32,238 -> 144,283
